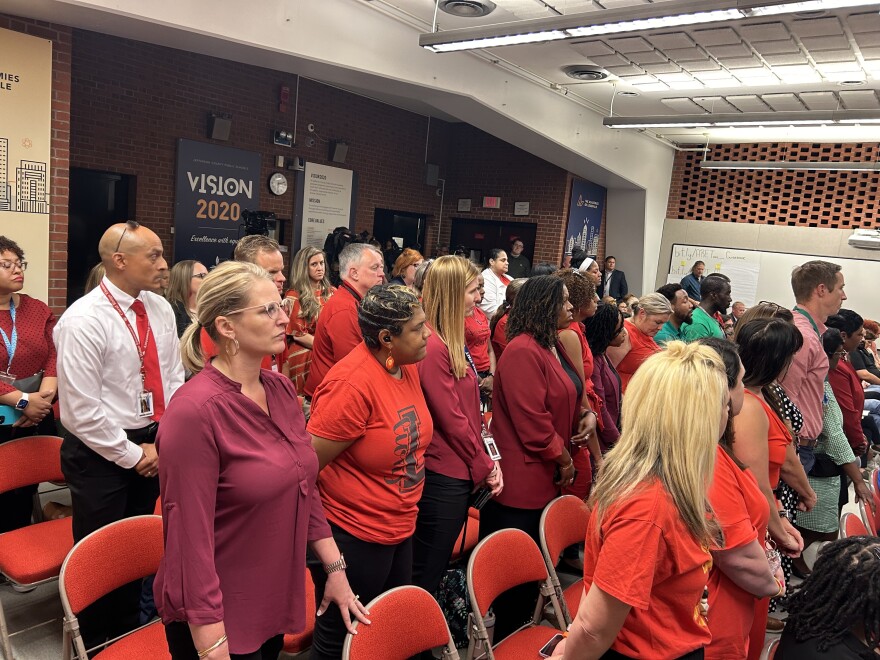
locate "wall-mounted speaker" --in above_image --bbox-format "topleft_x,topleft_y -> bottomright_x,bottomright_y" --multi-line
330,140 -> 349,164
425,163 -> 440,186
209,115 -> 232,141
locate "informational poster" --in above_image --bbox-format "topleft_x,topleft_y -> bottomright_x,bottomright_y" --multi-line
669,244 -> 761,306
565,178 -> 605,258
173,139 -> 262,266
296,162 -> 355,250
0,28 -> 52,301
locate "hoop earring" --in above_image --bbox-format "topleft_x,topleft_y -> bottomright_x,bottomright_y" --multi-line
226,337 -> 240,357
385,350 -> 395,372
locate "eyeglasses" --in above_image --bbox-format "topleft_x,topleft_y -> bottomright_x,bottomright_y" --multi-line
192,272 -> 208,279
114,220 -> 140,253
226,297 -> 293,320
0,260 -> 27,272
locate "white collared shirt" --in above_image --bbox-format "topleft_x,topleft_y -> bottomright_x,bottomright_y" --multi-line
54,276 -> 185,468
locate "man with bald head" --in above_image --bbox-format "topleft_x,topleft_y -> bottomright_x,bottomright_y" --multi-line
55,221 -> 184,645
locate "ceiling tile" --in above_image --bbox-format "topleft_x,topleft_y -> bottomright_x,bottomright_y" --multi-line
664,47 -> 709,62
659,98 -> 707,114
761,93 -> 806,111
726,95 -> 771,112
799,91 -> 840,111
763,53 -> 809,66
861,47 -> 880,61
790,17 -> 843,38
694,69 -> 738,80
839,90 -> 880,109
646,33 -> 694,50
569,41 -> 615,57
751,39 -> 799,56
700,79 -> 743,89
589,54 -> 632,67
607,36 -> 653,54
705,43 -> 751,59
852,32 -> 880,49
847,12 -> 880,33
800,35 -> 852,51
810,49 -> 857,64
595,0 -> 651,7
630,50 -> 667,65
618,74 -> 657,85
680,60 -> 722,72
693,97 -> 740,113
738,22 -> 789,42
692,27 -> 740,46
667,80 -> 705,90
720,56 -> 762,69
772,65 -> 822,84
604,64 -> 645,77
815,61 -> 863,74
642,62 -> 682,74
654,72 -> 693,83
630,82 -> 670,92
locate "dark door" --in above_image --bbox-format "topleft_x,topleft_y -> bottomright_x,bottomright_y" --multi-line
373,209 -> 428,254
67,168 -> 136,305
450,218 -> 537,267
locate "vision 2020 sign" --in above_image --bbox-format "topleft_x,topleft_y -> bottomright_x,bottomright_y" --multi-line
173,139 -> 262,266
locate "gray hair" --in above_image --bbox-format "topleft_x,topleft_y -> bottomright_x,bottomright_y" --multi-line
632,292 -> 673,317
339,243 -> 382,277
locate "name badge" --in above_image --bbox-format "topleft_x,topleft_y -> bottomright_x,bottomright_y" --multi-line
137,390 -> 154,418
482,430 -> 502,461
0,371 -> 16,386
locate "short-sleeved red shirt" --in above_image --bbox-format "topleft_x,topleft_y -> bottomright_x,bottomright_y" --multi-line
583,479 -> 712,659
464,307 -> 492,372
304,283 -> 362,397
706,446 -> 770,659
308,342 -> 433,545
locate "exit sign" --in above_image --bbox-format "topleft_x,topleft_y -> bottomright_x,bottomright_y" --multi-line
482,196 -> 501,209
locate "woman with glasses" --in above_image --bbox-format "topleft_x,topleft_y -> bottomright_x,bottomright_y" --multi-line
608,293 -> 672,393
285,247 -> 335,396
155,261 -> 366,660
0,236 -> 57,533
165,260 -> 208,338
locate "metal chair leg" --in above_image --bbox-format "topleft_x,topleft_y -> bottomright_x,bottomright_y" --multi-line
0,595 -> 14,660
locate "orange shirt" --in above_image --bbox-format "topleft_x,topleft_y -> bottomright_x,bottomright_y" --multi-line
583,479 -> 712,659
308,342 -> 433,545
745,390 -> 790,489
617,320 -> 660,393
706,446 -> 770,660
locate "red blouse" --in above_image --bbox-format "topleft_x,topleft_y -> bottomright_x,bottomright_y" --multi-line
0,294 -> 57,395
828,358 -> 867,453
745,390 -> 790,489
464,307 -> 492,372
491,313 -> 510,359
617,320 -> 660,393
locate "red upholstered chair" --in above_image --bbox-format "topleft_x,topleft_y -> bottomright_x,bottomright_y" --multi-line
0,435 -> 72,660
765,637 -> 779,659
859,500 -> 876,535
59,515 -> 170,660
872,469 -> 880,533
840,511 -> 870,539
282,568 -> 316,656
341,585 -> 458,660
539,495 -> 590,626
450,508 -> 481,563
465,529 -> 564,660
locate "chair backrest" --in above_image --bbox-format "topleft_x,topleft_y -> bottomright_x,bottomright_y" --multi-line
873,469 -> 880,532
765,637 -> 779,660
540,495 -> 589,567
342,585 -> 456,660
840,511 -> 870,539
859,500 -> 877,535
467,528 -> 550,617
0,435 -> 63,494
60,515 -> 164,615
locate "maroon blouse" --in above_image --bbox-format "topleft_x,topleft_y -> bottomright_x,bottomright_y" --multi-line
154,362 -> 331,655
0,294 -> 57,395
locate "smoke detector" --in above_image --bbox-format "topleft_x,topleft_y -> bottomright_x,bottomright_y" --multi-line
563,65 -> 611,82
439,0 -> 496,17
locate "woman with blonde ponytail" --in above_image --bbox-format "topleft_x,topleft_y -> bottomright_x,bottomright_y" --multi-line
558,342 -> 728,660
155,261 -> 367,660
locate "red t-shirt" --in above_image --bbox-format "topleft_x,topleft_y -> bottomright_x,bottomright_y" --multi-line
706,446 -> 770,660
745,390 -> 790,489
491,313 -> 509,359
464,307 -> 492,372
304,283 -> 362,397
617,320 -> 660,393
308,342 -> 433,545
583,479 -> 712,659
199,327 -> 287,372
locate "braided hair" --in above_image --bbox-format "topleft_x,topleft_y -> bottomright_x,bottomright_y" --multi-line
785,536 -> 880,652
506,275 -> 565,350
358,284 -> 421,349
584,303 -> 621,356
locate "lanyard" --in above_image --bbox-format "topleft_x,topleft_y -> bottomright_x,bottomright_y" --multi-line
100,282 -> 150,385
793,306 -> 821,338
463,345 -> 480,380
0,297 -> 17,373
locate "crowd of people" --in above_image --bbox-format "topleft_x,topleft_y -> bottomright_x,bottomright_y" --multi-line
4,228 -> 880,660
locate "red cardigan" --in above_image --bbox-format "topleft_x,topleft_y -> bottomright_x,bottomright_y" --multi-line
491,334 -> 579,510
828,358 -> 867,453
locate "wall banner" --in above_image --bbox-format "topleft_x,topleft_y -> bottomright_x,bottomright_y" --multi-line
564,178 -> 606,259
173,138 -> 262,266
294,162 -> 356,251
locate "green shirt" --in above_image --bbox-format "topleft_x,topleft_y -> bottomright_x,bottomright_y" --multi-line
681,306 -> 724,342
654,321 -> 685,346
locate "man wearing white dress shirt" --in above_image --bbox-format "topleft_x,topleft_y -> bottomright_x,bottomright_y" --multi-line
55,221 -> 184,646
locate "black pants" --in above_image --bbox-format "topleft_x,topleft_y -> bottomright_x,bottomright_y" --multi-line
412,470 -> 472,597
61,432 -> 160,649
477,499 -> 545,642
0,415 -> 56,534
165,622 -> 283,660
309,522 -> 413,660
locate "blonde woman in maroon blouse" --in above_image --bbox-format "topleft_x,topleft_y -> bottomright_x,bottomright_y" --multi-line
0,236 -> 57,533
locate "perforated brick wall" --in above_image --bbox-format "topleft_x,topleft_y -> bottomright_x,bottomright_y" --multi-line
668,143 -> 880,228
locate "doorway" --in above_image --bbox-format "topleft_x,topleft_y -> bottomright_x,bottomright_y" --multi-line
450,218 -> 537,267
67,168 -> 136,305
373,208 -> 428,257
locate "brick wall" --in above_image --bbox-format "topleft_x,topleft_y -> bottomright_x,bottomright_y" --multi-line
668,143 -> 880,228
0,15 -> 72,314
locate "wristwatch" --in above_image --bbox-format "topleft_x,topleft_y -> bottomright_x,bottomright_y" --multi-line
15,393 -> 29,410
324,554 -> 347,574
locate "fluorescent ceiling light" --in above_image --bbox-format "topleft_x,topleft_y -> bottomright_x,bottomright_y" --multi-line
701,160 -> 880,170
603,110 -> 880,129
419,0 -> 880,53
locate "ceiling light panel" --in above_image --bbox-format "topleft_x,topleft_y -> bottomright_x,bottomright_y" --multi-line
631,81 -> 671,91
668,80 -> 707,89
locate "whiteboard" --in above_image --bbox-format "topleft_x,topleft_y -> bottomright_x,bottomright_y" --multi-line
669,243 -> 880,321
669,245 -> 760,308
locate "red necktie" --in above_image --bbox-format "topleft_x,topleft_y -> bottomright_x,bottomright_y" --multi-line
130,300 -> 165,421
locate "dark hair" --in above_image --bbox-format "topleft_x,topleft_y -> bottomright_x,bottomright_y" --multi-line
490,278 -> 527,337
691,260 -> 705,273
570,248 -> 588,270
699,337 -> 744,466
0,237 -> 24,260
736,318 -> 803,388
785,536 -> 880,652
656,283 -> 684,303
791,260 -> 842,304
510,239 -> 524,248
487,248 -> 506,264
584,303 -> 622,356
822,327 -> 843,357
506,275 -> 565,350
826,308 -> 864,337
358,284 -> 421,349
605,255 -> 615,262
701,274 -> 730,298
554,268 -> 595,310
531,262 -> 557,277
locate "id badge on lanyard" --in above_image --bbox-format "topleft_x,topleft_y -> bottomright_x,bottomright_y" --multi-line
466,345 -> 501,461
0,297 -> 18,385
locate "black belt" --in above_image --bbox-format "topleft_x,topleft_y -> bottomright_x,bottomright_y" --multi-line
124,422 -> 158,443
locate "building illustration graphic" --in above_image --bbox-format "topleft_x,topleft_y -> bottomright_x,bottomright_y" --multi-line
0,137 -> 49,214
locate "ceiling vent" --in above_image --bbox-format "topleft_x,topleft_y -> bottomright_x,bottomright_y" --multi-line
439,0 -> 497,18
792,10 -> 828,18
563,65 -> 610,81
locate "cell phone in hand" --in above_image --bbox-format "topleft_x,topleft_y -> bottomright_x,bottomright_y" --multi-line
539,633 -> 566,657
